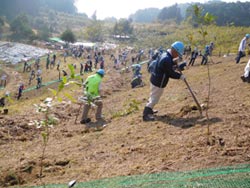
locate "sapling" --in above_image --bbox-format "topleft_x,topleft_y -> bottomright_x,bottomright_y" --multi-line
29,64 -> 82,187
191,4 -> 216,144
29,97 -> 59,187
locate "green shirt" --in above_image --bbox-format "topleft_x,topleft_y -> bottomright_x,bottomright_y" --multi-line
84,73 -> 102,98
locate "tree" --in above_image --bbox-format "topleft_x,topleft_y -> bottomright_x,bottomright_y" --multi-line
10,13 -> 35,41
61,29 -> 76,43
91,11 -> 97,20
113,18 -> 133,35
37,25 -> 51,41
84,20 -> 103,42
191,5 -> 216,44
0,17 -> 4,38
0,0 -> 77,21
129,8 -> 160,23
158,4 -> 182,23
0,17 -> 4,26
191,4 -> 216,144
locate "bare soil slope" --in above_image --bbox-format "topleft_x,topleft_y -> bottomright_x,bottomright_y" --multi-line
0,54 -> 250,187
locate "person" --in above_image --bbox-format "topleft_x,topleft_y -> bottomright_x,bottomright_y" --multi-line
52,53 -> 56,63
87,58 -> 93,72
236,34 -> 250,64
209,42 -> 214,56
188,47 -> 199,66
80,62 -> 84,75
35,56 -> 40,70
200,45 -> 210,65
62,70 -> 68,77
142,41 -> 186,121
80,69 -> 105,124
100,59 -> 104,69
37,68 -> 42,77
28,70 -> 35,85
132,64 -> 142,78
0,96 -> 5,107
240,58 -> 250,83
64,51 -> 67,63
46,54 -> 50,69
17,83 -> 24,100
131,64 -> 144,88
184,45 -> 191,59
23,60 -> 28,73
36,76 -> 42,89
0,74 -> 7,87
56,60 -> 61,71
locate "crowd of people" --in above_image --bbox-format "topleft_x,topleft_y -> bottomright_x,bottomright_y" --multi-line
0,35 -> 250,128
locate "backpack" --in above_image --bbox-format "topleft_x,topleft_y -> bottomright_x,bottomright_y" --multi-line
148,52 -> 164,73
148,59 -> 158,73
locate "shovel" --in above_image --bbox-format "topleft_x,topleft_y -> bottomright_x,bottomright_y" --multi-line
178,66 -> 202,116
182,77 -> 202,116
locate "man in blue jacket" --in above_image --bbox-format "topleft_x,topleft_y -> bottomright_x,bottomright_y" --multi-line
143,41 -> 186,121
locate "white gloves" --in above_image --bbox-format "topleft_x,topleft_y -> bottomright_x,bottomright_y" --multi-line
180,74 -> 186,81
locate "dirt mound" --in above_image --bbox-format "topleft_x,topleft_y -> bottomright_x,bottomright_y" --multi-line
0,115 -> 38,144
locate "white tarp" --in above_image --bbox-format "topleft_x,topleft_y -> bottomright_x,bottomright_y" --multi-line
72,42 -> 96,48
0,41 -> 49,64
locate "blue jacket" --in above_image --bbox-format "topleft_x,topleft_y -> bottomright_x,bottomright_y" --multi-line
150,51 -> 181,88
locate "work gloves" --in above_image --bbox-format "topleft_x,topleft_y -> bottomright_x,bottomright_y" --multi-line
180,74 -> 186,81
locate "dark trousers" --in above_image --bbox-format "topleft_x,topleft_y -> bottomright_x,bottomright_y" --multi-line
201,55 -> 208,65
236,51 -> 245,64
189,58 -> 196,66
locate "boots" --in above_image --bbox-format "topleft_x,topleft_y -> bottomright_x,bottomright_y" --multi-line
241,75 -> 246,82
80,118 -> 91,124
143,107 -> 155,121
241,75 -> 250,83
246,76 -> 250,83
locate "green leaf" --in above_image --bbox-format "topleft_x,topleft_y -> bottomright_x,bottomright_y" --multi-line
41,132 -> 48,143
57,97 -> 63,102
64,92 -> 77,103
68,64 -> 75,79
75,75 -> 83,81
58,82 -> 65,92
62,76 -> 67,84
48,88 -> 57,96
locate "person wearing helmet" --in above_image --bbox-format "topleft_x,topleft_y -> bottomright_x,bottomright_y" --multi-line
236,34 -> 250,64
80,69 -> 105,124
209,42 -> 214,56
200,45 -> 210,65
131,64 -> 144,88
142,41 -> 186,121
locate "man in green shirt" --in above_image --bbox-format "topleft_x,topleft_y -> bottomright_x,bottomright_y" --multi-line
80,69 -> 105,124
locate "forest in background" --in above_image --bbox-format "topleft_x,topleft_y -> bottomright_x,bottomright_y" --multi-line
1,0 -> 250,25
0,0 -> 250,54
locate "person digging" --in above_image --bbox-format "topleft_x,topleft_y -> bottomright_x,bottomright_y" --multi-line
142,41 -> 186,121
80,69 -> 105,125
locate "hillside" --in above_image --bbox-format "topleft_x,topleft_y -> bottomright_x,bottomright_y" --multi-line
0,52 -> 250,187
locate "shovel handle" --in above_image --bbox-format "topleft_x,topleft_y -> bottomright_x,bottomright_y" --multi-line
183,78 -> 202,116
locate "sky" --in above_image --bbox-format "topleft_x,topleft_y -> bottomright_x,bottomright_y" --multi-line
74,0 -> 248,20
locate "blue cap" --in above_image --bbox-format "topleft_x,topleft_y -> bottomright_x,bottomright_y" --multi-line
171,41 -> 184,58
96,69 -> 105,76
